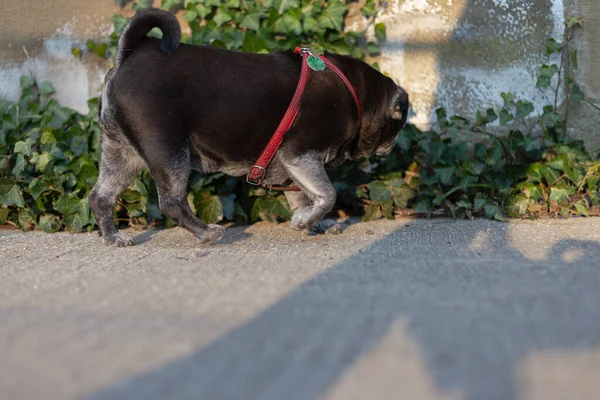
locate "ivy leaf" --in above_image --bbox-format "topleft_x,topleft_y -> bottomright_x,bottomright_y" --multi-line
375,22 -> 386,42
317,0 -> 346,31
464,161 -> 485,175
240,12 -> 261,32
549,187 -> 570,204
53,193 -> 81,215
537,64 -> 558,89
539,64 -> 558,78
366,41 -> 380,56
391,186 -> 415,208
30,152 -> 53,172
574,200 -> 589,216
572,84 -> 584,102
18,208 -> 36,230
161,0 -> 181,9
483,202 -> 501,218
214,8 -> 233,27
223,0 -> 240,8
194,189 -> 224,223
501,92 -> 515,106
251,195 -> 292,223
14,139 -> 35,157
38,214 -> 62,233
20,76 -> 35,89
69,136 -> 88,156
435,167 -> 454,185
499,109 -> 513,125
303,17 -> 320,33
195,3 -> 212,18
273,0 -> 299,15
39,81 -> 55,95
361,0 -> 375,17
28,177 -> 49,200
546,38 -> 562,55
183,10 -> 198,21
63,200 -> 90,232
362,204 -> 382,221
414,199 -> 432,214
210,40 -> 228,49
536,76 -> 551,89
518,182 -> 543,200
397,134 -> 413,151
241,32 -> 268,53
11,154 -> 26,176
456,199 -> 473,209
272,8 -> 302,35
40,128 -> 57,144
508,194 -> 530,215
515,100 -> 534,119
368,181 -> 392,204
0,184 -> 25,207
540,164 -> 561,185
0,208 -> 10,225
474,196 -> 486,212
112,15 -> 129,33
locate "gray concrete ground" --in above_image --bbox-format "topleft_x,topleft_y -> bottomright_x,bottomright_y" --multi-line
1,218 -> 600,400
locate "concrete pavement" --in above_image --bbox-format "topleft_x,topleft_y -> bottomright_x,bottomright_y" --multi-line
1,218 -> 600,400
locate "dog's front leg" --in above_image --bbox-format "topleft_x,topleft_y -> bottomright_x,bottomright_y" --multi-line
284,191 -> 311,212
284,190 -> 342,234
280,152 -> 337,231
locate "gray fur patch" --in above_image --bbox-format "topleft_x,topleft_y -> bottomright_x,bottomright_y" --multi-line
280,152 -> 337,230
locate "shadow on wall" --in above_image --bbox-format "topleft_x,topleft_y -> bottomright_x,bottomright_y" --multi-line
86,220 -> 600,400
380,0 -> 564,129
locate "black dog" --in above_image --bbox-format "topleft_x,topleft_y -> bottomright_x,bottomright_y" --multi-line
90,8 -> 409,246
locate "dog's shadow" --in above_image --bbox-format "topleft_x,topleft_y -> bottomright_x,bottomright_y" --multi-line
131,229 -> 160,245
130,224 -> 253,246
215,224 -> 253,245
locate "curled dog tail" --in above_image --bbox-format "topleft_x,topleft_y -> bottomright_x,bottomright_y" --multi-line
115,8 -> 181,68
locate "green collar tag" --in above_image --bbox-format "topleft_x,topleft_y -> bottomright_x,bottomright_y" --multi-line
307,55 -> 326,71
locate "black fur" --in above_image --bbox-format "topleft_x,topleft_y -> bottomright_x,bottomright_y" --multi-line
90,8 -> 409,246
116,8 -> 181,67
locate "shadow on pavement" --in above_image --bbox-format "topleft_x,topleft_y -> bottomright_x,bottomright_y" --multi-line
87,220 -> 600,400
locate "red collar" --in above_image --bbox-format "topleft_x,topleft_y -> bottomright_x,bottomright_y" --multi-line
246,47 -> 362,191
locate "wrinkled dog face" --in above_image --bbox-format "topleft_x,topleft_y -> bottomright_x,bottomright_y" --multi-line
376,85 -> 410,156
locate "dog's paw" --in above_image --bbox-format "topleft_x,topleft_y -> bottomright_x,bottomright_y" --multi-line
104,231 -> 134,247
291,207 -> 315,231
197,224 -> 226,244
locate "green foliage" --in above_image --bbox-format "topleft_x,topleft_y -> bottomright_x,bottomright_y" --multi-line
2,9 -> 599,232
74,0 -> 386,60
354,15 -> 600,221
0,78 -> 279,231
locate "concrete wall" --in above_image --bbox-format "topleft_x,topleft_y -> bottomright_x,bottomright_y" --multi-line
0,0 -> 119,111
1,0 -> 598,150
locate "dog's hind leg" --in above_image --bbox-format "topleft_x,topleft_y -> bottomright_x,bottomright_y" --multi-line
280,152 -> 337,231
90,138 -> 145,247
147,147 -> 225,244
